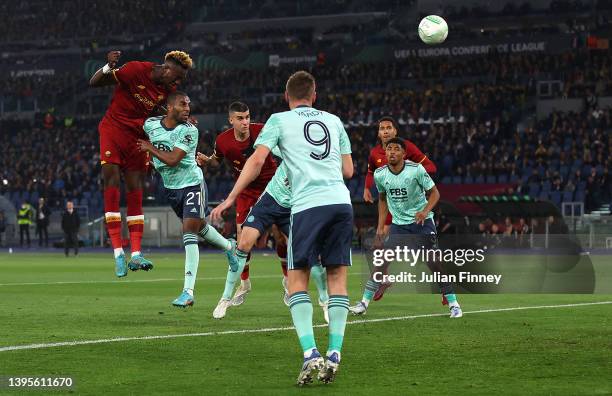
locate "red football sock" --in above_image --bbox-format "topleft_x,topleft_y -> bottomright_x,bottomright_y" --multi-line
240,264 -> 250,280
126,189 -> 144,254
277,242 -> 288,277
104,186 -> 123,250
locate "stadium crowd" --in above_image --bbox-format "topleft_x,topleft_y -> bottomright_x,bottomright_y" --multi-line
0,0 -> 191,45
0,1 -> 611,222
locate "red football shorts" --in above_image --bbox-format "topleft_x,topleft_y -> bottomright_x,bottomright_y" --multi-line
385,212 -> 393,226
99,118 -> 148,172
236,188 -> 263,224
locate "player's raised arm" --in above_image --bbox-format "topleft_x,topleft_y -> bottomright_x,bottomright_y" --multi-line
89,51 -> 121,87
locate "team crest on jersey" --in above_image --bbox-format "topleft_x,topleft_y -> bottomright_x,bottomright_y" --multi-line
157,95 -> 164,101
182,135 -> 193,144
105,151 -> 111,157
137,85 -> 146,90
377,159 -> 382,163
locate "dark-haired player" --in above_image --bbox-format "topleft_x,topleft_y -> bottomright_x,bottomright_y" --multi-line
350,137 -> 462,318
362,116 -> 437,301
137,92 -> 238,307
90,50 -> 193,277
198,102 -> 287,306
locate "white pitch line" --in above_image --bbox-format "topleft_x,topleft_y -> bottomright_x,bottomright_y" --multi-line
1,301 -> 610,353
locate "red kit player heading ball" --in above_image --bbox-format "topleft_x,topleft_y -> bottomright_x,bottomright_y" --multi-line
89,50 -> 193,277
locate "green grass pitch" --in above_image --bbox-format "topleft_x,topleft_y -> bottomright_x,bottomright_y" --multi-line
0,252 -> 611,395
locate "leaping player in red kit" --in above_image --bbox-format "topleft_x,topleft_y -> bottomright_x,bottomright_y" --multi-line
198,101 -> 288,307
90,50 -> 193,277
357,116 -> 438,304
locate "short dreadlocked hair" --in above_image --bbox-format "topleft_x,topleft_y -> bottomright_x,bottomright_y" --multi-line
165,50 -> 193,69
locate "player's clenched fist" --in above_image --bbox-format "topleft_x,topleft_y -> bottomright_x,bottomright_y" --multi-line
107,51 -> 121,68
136,139 -> 154,153
196,152 -> 211,166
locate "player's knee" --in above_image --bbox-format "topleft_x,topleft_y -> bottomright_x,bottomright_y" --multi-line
237,237 -> 253,252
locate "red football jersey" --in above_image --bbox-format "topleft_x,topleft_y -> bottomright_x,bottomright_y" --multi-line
364,140 -> 437,189
103,61 -> 173,135
213,123 -> 277,192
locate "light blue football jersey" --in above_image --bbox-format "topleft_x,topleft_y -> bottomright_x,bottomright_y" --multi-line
264,146 -> 291,208
143,116 -> 203,189
255,106 -> 352,213
374,161 -> 435,225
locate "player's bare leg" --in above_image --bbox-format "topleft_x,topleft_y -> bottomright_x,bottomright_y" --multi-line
231,222 -> 251,305
271,224 -> 290,305
124,170 -> 153,271
102,164 -> 127,277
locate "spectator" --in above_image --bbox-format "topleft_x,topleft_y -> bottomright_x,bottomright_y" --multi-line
61,201 -> 80,257
36,197 -> 50,247
503,217 -> 514,236
488,223 -> 502,247
17,202 -> 33,247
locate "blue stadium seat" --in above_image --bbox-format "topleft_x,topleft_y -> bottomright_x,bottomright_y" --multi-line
486,175 -> 496,183
541,180 -> 551,192
464,176 -> 474,184
578,181 -> 586,190
581,164 -> 592,175
550,191 -> 562,207
539,191 -> 549,200
559,166 -> 569,179
509,174 -> 519,183
528,183 -> 540,196
574,190 -> 585,202
562,191 -> 574,202
475,175 -> 484,184
498,174 -> 508,183
520,175 -> 529,185
452,176 -> 462,184
441,176 -> 451,184
536,165 -> 546,176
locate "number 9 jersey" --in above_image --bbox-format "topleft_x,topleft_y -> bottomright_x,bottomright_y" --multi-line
254,106 -> 352,214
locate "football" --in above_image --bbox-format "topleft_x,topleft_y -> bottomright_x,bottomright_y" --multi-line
418,15 -> 448,45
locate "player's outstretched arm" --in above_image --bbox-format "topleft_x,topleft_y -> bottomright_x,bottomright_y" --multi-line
415,186 -> 440,225
210,145 -> 270,222
89,51 -> 121,87
136,139 -> 186,167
